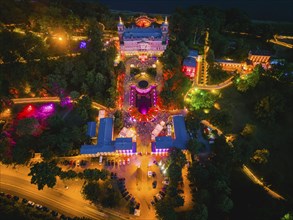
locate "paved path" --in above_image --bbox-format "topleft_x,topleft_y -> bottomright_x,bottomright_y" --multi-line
11,97 -> 110,111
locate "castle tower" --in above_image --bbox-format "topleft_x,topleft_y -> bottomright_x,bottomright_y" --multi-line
161,16 -> 168,43
117,17 -> 125,43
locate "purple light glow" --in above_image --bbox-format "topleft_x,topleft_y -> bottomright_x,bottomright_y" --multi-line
140,108 -> 147,115
38,103 -> 55,119
40,104 -> 54,113
79,41 -> 87,49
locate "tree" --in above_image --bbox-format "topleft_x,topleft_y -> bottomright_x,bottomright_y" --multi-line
16,117 -> 42,136
155,197 -> 177,220
12,136 -> 33,164
100,181 -> 120,207
69,91 -> 80,102
29,161 -> 61,190
234,66 -> 260,92
216,194 -> 233,213
168,163 -> 182,184
240,123 -> 256,137
208,64 -> 229,84
82,182 -> 101,204
193,203 -> 208,220
169,147 -> 187,168
281,213 -> 293,220
114,110 -> 123,132
250,149 -> 270,164
254,93 -> 285,124
83,168 -> 101,181
185,89 -> 217,110
209,110 -> 232,131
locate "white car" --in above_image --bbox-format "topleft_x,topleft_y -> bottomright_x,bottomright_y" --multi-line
28,201 -> 35,207
35,204 -> 43,209
122,160 -> 126,165
162,180 -> 170,185
155,193 -> 163,200
127,158 -> 130,164
148,171 -> 153,177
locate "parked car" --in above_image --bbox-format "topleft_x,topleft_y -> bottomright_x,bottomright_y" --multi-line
42,206 -> 50,212
152,181 -> 157,189
148,171 -> 153,177
122,160 -> 126,165
151,201 -> 155,206
152,172 -> 156,177
162,185 -> 167,192
122,191 -> 129,197
13,196 -> 19,201
135,203 -> 140,209
125,194 -> 131,201
22,198 -> 28,204
51,210 -> 58,217
0,192 -> 5,197
36,204 -> 43,210
27,201 -> 35,207
155,193 -> 163,200
159,191 -> 166,197
162,180 -> 170,185
6,194 -> 12,199
127,158 -> 130,164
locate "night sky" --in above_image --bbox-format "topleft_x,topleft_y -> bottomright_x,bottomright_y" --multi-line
95,0 -> 293,22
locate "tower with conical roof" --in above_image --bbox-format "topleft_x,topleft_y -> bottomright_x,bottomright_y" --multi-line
117,17 -> 125,44
161,16 -> 169,44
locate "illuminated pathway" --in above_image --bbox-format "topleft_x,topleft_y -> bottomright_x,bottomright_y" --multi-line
11,97 -> 110,111
268,35 -> 293,49
242,165 -> 285,200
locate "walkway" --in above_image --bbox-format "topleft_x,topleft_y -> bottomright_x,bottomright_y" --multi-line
11,97 -> 110,111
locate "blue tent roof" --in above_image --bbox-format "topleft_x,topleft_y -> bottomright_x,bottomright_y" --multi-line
183,57 -> 196,67
155,136 -> 173,149
188,50 -> 198,57
172,115 -> 189,149
97,118 -> 113,147
115,138 -> 134,150
86,122 -> 96,137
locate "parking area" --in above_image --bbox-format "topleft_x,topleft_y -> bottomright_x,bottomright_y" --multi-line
58,154 -> 170,219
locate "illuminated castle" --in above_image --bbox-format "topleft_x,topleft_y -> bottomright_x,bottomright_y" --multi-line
117,16 -> 168,56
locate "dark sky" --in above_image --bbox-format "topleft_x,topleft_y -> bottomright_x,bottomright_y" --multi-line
96,0 -> 293,22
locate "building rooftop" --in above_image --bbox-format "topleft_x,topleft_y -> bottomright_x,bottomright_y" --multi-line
188,50 -> 198,57
115,138 -> 134,150
155,136 -> 173,149
81,118 -> 136,155
123,27 -> 162,39
97,118 -> 113,147
183,57 -> 197,67
172,115 -> 190,149
86,122 -> 96,137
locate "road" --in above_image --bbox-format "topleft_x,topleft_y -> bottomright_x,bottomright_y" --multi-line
0,164 -> 106,219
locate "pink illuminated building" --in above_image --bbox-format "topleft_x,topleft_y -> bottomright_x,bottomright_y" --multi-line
182,50 -> 198,78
